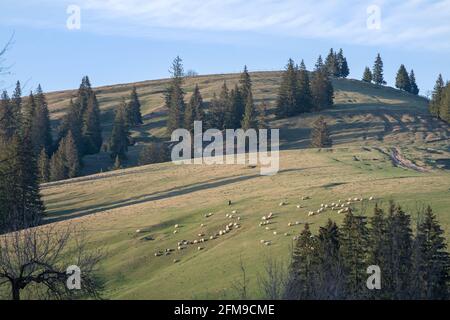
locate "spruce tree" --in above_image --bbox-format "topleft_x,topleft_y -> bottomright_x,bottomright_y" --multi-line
310,116 -> 332,148
409,70 -> 419,95
12,81 -> 22,121
412,206 -> 450,299
239,65 -> 252,104
208,93 -> 224,129
37,148 -> 50,183
230,85 -> 245,128
22,93 -> 37,137
128,86 -> 143,126
49,146 -> 66,182
166,56 -> 186,133
340,211 -> 370,299
241,90 -> 257,131
372,53 -> 386,85
286,223 -> 318,299
384,203 -> 414,299
311,69 -> 334,111
297,60 -> 313,113
439,84 -> 450,123
0,91 -> 16,139
275,59 -> 300,118
13,131 -> 44,228
362,67 -> 373,83
314,219 -> 346,299
336,49 -> 350,78
219,81 -> 232,129
315,55 -> 325,72
82,94 -> 103,154
429,74 -> 444,117
325,49 -> 339,77
58,99 -> 83,154
32,85 -> 53,154
63,131 -> 80,178
395,65 -> 411,92
184,84 -> 204,132
109,101 -> 130,160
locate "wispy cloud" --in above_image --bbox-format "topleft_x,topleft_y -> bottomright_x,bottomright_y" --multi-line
5,0 -> 450,50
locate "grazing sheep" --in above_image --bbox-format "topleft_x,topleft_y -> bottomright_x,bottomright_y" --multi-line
229,214 -> 234,219
210,236 -> 214,240
268,212 -> 273,218
200,224 -> 204,227
260,239 -> 266,244
235,224 -> 240,229
198,247 -> 203,251
288,222 -> 293,227
273,231 -> 278,235
279,202 -> 285,206
284,233 -> 290,236
321,204 -> 325,208
369,196 -> 374,201
346,202 -> 351,206
237,217 -> 241,221
353,197 -> 358,201
325,204 -> 329,208
173,259 -> 179,263
225,214 -> 229,218
198,233 -> 204,237
308,211 -> 314,217
262,216 -> 267,221
295,221 -> 300,225
264,241 -> 271,246
296,205 -> 302,209
174,224 -> 179,229
293,236 -> 299,241
265,227 -> 270,230
136,229 -> 141,233
173,230 -> 178,234
232,210 -> 237,214
193,240 -> 198,244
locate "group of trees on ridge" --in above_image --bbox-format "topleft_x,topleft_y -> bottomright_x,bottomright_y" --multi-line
362,53 -> 419,96
429,74 -> 450,124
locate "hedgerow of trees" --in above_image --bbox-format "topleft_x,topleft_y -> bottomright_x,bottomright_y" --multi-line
284,203 -> 450,300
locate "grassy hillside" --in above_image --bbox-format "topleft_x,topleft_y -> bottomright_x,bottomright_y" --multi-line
34,72 -> 450,299
44,72 -> 450,175
40,147 -> 450,299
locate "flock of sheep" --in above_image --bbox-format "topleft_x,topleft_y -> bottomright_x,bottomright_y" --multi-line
150,195 -> 376,263
153,210 -> 242,263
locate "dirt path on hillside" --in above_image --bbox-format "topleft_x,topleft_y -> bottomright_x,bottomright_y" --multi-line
391,147 -> 429,172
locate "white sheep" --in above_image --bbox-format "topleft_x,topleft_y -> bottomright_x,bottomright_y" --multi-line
173,230 -> 178,234
262,216 -> 267,221
279,202 -> 285,206
273,231 -> 277,235
237,217 -> 241,221
174,224 -> 179,229
369,196 -> 374,201
198,247 -> 203,251
264,241 -> 271,246
296,205 -> 301,209
173,259 -> 179,263
260,239 -> 266,244
232,210 -> 237,214
265,227 -> 270,230
200,223 -> 204,227
284,233 -> 290,236
288,222 -> 293,227
136,229 -> 141,233
295,221 -> 300,225
198,233 -> 204,237
308,211 -> 314,217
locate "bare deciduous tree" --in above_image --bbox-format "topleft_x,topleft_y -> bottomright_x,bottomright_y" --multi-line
258,256 -> 288,300
0,223 -> 104,300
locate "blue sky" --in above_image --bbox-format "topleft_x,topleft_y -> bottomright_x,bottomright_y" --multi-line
1,0 -> 450,95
